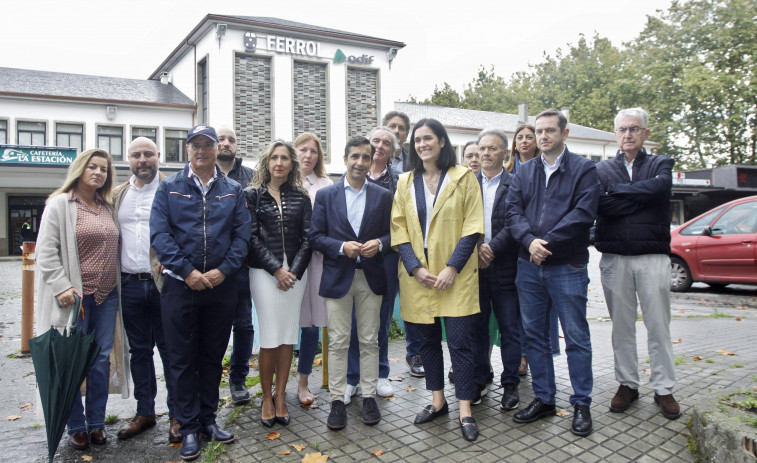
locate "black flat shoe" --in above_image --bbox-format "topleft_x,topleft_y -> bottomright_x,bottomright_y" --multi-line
459,416 -> 479,441
414,402 -> 449,424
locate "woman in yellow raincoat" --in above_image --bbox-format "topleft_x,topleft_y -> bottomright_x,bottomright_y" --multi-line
391,118 -> 484,441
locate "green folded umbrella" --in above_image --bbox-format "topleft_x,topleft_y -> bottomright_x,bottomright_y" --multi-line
29,294 -> 101,463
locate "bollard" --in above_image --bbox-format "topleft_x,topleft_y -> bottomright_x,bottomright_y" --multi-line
321,327 -> 328,387
20,241 -> 35,354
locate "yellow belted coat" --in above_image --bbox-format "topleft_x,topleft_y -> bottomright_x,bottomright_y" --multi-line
391,165 -> 484,324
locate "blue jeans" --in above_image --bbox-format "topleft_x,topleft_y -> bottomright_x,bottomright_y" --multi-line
229,269 -> 254,384
346,253 -> 398,385
521,303 -> 560,356
298,326 -> 320,375
120,275 -> 175,417
516,259 -> 593,407
67,289 -> 118,434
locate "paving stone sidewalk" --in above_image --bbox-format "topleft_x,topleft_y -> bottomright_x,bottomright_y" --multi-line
0,254 -> 756,462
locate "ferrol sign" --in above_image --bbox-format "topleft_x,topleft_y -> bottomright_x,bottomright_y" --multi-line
244,31 -> 322,57
0,145 -> 77,166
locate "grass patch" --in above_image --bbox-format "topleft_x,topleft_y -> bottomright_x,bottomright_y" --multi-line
104,414 -> 118,425
245,376 -> 261,388
6,353 -> 21,359
731,364 -> 744,369
684,416 -> 700,458
203,440 -> 226,462
741,416 -> 757,427
687,313 -> 734,319
675,357 -> 686,366
388,316 -> 405,341
705,359 -> 715,363
310,442 -> 319,450
226,405 -> 244,425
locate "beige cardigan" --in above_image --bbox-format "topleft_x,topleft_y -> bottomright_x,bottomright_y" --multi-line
35,192 -> 130,398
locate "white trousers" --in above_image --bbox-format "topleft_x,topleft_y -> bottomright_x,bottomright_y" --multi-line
600,253 -> 676,395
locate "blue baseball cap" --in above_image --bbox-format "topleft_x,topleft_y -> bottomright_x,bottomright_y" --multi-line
187,125 -> 218,143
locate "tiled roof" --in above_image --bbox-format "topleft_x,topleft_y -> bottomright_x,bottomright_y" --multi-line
394,102 -> 617,141
0,67 -> 194,106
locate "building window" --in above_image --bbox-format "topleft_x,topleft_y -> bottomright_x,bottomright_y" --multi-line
132,127 -> 157,143
235,53 -> 272,158
165,129 -> 188,163
55,123 -> 84,152
0,120 -> 7,144
293,61 -> 329,161
17,121 -> 46,146
197,57 -> 209,124
591,155 -> 602,163
97,125 -> 123,160
346,68 -> 378,138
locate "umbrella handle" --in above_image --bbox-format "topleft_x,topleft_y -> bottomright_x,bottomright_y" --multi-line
65,293 -> 82,332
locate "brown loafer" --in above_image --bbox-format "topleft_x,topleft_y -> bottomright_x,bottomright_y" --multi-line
117,414 -> 157,440
89,428 -> 107,445
169,417 -> 182,443
69,431 -> 89,450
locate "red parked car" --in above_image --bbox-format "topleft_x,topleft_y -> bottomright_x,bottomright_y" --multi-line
670,195 -> 757,292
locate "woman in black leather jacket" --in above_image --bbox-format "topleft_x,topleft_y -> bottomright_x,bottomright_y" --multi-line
244,140 -> 312,428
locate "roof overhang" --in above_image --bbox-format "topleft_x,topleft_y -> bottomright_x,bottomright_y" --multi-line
0,91 -> 196,110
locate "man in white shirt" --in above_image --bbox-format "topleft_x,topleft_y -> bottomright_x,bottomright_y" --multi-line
114,137 -> 180,443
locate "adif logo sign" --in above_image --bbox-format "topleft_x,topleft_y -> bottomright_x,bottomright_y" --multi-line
334,48 -> 374,65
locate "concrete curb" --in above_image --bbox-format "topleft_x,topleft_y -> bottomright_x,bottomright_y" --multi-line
691,389 -> 757,462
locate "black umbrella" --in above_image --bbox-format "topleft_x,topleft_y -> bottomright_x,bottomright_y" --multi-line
29,294 -> 101,463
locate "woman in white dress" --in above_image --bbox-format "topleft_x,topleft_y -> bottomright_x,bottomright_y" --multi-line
245,140 -> 312,427
293,132 -> 333,406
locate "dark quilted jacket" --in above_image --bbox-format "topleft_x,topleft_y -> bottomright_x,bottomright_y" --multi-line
244,184 -> 312,278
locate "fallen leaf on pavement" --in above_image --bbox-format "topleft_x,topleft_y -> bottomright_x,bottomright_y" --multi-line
736,317 -> 742,321
556,409 -> 572,417
753,385 -> 757,392
643,369 -> 651,375
387,375 -> 404,382
0,339 -> 5,343
169,442 -> 182,447
313,359 -> 322,366
698,298 -> 707,302
693,356 -> 703,360
371,449 -> 384,456
407,385 -> 417,391
291,444 -> 307,451
679,309 -> 685,313
716,349 -> 735,356
81,457 -> 92,462
6,415 -> 21,421
266,431 -> 281,440
20,403 -> 32,411
389,358 -> 399,363
736,306 -> 747,310
672,339 -> 682,344
302,400 -> 319,410
281,450 -> 292,455
383,396 -> 396,401
301,452 -> 329,463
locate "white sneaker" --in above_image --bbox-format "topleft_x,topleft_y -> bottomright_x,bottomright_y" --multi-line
344,383 -> 359,405
376,378 -> 394,398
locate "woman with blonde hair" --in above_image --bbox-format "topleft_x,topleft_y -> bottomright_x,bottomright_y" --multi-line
36,148 -> 129,450
245,140 -> 312,427
293,132 -> 332,406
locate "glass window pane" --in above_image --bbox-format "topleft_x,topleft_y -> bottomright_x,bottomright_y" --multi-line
680,207 -> 726,236
711,202 -> 757,235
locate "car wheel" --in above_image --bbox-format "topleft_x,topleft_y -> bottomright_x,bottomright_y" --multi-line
670,257 -> 692,292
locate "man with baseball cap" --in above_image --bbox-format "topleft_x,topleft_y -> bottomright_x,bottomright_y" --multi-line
151,125 -> 251,461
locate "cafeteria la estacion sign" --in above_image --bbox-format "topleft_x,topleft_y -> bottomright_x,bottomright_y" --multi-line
0,146 -> 77,166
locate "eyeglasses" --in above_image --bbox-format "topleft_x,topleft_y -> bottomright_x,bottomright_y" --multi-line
615,126 -> 645,135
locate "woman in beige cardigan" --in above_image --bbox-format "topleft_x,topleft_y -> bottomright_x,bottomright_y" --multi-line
36,148 -> 129,451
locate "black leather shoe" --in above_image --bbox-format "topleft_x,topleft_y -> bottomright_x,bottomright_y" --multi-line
200,423 -> 234,444
362,397 -> 381,425
459,416 -> 479,441
327,400 -> 346,430
571,405 -> 593,436
180,433 -> 200,461
513,398 -> 556,423
500,383 -> 520,410
261,397 -> 276,428
230,382 -> 250,405
88,428 -> 107,445
406,355 -> 425,377
414,401 -> 449,424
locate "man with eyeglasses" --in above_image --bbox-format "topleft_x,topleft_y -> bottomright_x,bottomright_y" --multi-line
595,108 -> 680,420
505,108 -> 599,437
151,125 -> 251,461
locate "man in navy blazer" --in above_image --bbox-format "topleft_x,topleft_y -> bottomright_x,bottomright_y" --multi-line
471,129 -> 522,412
309,136 -> 393,431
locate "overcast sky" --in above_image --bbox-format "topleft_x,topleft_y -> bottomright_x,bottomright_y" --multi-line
1,0 -> 670,104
